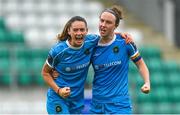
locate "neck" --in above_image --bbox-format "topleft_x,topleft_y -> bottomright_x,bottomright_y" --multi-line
99,34 -> 114,44
67,39 -> 82,49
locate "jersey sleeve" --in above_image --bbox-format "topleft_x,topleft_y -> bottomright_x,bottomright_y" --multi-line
85,34 -> 100,45
126,42 -> 142,63
46,44 -> 62,68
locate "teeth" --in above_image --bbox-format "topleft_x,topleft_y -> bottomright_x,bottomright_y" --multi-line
76,35 -> 83,39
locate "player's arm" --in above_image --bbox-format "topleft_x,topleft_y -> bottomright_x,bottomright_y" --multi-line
51,69 -> 59,79
134,58 -> 150,94
41,55 -> 70,98
127,43 -> 150,94
120,33 -> 133,44
41,62 -> 59,93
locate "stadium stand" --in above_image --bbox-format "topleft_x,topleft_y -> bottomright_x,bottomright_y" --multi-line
0,0 -> 102,113
0,0 -> 180,114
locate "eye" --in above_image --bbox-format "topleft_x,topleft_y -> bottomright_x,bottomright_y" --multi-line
100,19 -> 104,23
80,28 -> 85,32
107,21 -> 112,24
73,28 -> 78,32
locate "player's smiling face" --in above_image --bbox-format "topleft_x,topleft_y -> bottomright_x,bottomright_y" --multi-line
99,12 -> 116,38
68,21 -> 88,47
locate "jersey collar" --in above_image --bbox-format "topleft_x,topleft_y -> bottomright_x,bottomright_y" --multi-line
98,34 -> 116,46
66,40 -> 83,50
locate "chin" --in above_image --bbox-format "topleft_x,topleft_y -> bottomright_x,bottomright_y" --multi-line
76,42 -> 83,46
100,35 -> 106,38
100,32 -> 106,36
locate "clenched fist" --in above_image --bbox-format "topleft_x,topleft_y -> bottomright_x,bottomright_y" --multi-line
58,87 -> 71,98
141,82 -> 150,94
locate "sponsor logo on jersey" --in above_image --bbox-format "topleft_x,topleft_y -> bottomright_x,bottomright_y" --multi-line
65,67 -> 71,72
64,62 -> 90,72
94,61 -> 121,70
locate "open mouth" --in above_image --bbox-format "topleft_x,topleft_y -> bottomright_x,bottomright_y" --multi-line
101,30 -> 106,33
100,28 -> 106,34
75,35 -> 84,40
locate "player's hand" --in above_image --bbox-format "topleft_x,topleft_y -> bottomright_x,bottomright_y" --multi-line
58,87 -> 71,98
141,82 -> 150,94
120,33 -> 133,44
51,69 -> 59,80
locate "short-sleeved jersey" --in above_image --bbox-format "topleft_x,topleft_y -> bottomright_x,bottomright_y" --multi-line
46,34 -> 99,101
91,33 -> 141,105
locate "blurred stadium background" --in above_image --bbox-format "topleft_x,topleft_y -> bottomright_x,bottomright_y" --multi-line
0,0 -> 180,114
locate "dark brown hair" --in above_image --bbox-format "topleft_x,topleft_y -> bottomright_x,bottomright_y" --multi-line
56,16 -> 87,41
101,5 -> 123,27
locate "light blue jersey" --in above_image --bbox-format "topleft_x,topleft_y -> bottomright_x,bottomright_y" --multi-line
46,34 -> 99,114
90,33 -> 141,114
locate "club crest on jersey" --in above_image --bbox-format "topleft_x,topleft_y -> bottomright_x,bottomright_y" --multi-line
84,49 -> 90,55
113,46 -> 119,53
55,105 -> 62,113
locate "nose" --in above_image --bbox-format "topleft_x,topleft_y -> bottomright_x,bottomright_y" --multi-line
100,21 -> 106,27
76,30 -> 83,35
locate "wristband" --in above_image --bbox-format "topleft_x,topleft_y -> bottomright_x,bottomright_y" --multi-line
57,88 -> 61,94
